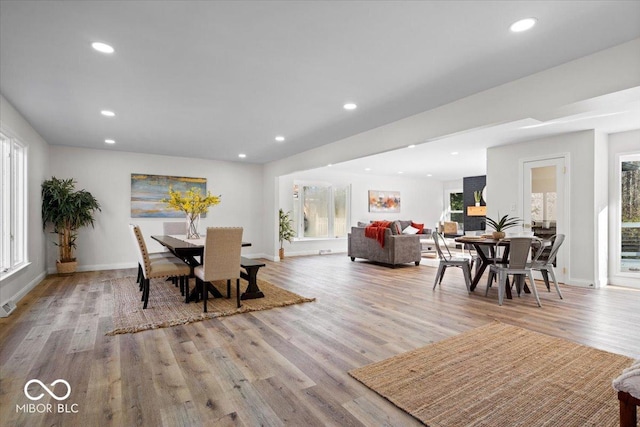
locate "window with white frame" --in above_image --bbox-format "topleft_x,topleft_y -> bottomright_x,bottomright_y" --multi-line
446,189 -> 464,228
1,131 -> 27,275
293,182 -> 350,239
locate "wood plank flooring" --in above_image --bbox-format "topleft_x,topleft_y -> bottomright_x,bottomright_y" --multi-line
1,254 -> 639,426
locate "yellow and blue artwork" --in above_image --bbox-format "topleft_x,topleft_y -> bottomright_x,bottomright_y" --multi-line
131,174 -> 207,218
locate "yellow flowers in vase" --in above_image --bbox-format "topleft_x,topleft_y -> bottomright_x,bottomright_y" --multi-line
162,187 -> 221,238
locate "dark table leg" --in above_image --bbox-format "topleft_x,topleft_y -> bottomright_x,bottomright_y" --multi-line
469,243 -> 489,291
240,266 -> 264,300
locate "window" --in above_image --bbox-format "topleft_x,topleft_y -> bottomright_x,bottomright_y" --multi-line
447,190 -> 464,226
1,131 -> 27,276
620,154 -> 640,275
293,182 -> 350,239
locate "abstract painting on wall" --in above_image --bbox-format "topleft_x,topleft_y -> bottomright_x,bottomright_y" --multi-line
131,174 -> 207,218
368,190 -> 401,213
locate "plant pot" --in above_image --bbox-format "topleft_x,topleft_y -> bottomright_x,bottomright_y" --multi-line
475,202 -> 480,206
279,248 -> 285,260
56,260 -> 78,274
492,231 -> 506,240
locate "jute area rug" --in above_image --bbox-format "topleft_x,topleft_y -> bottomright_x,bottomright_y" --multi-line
106,276 -> 314,335
349,322 -> 633,427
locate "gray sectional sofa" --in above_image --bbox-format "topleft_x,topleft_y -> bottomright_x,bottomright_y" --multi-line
347,222 -> 424,267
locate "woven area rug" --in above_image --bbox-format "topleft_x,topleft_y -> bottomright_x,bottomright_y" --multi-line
349,322 -> 633,427
106,276 -> 314,335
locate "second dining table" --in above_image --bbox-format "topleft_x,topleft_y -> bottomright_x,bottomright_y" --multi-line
454,235 -> 541,299
151,234 -> 258,302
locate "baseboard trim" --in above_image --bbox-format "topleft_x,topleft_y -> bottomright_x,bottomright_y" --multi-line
565,278 -> 596,288
47,262 -> 136,275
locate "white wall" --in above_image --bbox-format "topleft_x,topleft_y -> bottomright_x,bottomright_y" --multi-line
48,146 -> 265,273
277,168 -> 442,257
594,131 -> 609,287
0,95 -> 49,308
487,130 -> 600,287
608,129 -> 640,289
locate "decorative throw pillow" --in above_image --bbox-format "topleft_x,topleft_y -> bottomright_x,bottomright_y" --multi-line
389,220 -> 402,235
357,221 -> 369,227
402,225 -> 419,234
411,222 -> 424,233
399,220 -> 412,230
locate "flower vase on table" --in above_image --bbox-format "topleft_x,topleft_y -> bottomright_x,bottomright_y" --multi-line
162,186 -> 221,239
186,213 -> 200,239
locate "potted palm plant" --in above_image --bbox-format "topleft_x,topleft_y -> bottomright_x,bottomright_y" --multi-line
42,177 -> 101,274
486,214 -> 521,239
278,208 -> 295,260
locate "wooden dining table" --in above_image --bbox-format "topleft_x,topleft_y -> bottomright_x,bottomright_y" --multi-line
151,234 -> 254,301
454,235 -> 540,299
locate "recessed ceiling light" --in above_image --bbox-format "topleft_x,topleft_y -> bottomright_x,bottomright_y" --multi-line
91,42 -> 114,54
343,103 -> 357,110
398,171 -> 403,174
275,136 -> 285,142
427,174 -> 433,177
408,145 -> 416,149
364,168 -> 371,171
238,153 -> 246,158
104,139 -> 115,144
327,164 -> 333,167
451,151 -> 459,155
101,110 -> 115,117
510,18 -> 537,33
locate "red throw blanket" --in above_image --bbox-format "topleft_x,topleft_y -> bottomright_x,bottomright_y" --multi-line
365,221 -> 392,247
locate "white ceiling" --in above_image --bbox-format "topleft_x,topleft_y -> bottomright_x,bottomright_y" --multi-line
1,1 -> 640,177
328,98 -> 640,180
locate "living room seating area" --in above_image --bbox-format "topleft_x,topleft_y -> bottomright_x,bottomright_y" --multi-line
347,220 -> 430,266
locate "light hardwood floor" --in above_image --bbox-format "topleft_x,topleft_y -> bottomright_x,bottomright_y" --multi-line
1,254 -> 639,426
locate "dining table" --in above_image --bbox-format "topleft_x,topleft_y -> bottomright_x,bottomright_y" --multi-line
151,234 -> 254,301
454,235 -> 544,299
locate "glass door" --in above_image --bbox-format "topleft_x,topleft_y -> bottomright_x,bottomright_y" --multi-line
619,154 -> 640,275
523,157 -> 565,282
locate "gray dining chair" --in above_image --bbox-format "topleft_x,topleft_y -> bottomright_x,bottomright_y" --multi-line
194,227 -> 244,312
432,231 -> 472,293
528,234 -> 565,299
130,224 -> 190,309
486,237 -> 541,307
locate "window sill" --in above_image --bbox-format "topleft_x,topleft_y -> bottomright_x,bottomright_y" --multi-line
0,261 -> 31,282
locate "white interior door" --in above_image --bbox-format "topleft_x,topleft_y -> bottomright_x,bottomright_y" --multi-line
523,157 -> 566,283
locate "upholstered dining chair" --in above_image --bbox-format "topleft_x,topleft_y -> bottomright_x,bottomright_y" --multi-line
528,234 -> 565,299
194,227 -> 243,312
129,224 -> 176,288
130,224 -> 190,308
162,220 -> 192,267
432,231 -> 472,293
163,221 -> 185,235
486,237 -> 541,307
